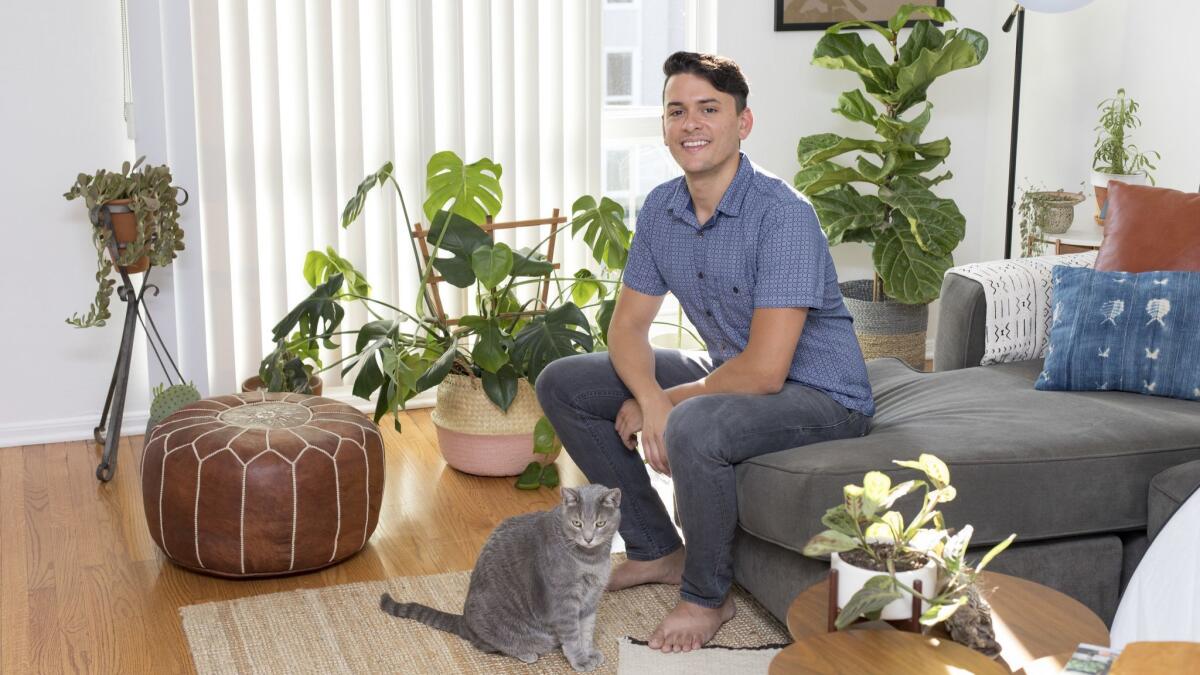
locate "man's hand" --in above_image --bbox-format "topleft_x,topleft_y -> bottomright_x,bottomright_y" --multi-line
639,393 -> 675,476
615,399 -> 643,450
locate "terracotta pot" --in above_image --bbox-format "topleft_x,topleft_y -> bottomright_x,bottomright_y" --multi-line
431,373 -> 558,477
832,551 -> 937,621
1091,171 -> 1146,226
104,199 -> 150,273
241,374 -> 324,396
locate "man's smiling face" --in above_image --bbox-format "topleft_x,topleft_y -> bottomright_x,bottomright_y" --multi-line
662,72 -> 752,180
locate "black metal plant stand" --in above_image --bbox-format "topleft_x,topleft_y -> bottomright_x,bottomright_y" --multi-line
93,205 -> 186,482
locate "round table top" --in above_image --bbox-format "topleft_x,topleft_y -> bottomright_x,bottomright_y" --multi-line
769,630 -> 1009,675
782,571 -> 1109,673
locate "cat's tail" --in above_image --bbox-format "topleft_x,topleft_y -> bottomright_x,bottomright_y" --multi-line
380,593 -> 469,640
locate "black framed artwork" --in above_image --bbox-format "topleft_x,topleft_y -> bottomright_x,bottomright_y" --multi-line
775,0 -> 945,32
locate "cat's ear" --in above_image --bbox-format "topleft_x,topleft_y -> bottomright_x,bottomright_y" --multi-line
602,488 -> 621,508
561,487 -> 580,506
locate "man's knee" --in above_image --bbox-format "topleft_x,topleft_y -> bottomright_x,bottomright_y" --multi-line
535,353 -> 607,411
664,397 -> 724,465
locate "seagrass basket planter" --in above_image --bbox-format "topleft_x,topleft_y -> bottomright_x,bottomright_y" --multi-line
841,279 -> 928,370
431,373 -> 558,476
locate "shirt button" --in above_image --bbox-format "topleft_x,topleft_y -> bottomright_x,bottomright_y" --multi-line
697,272 -> 704,279
733,286 -> 739,294
705,310 -> 713,317
697,231 -> 704,237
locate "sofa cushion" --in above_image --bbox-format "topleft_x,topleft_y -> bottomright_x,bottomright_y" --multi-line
1036,266 -> 1200,401
736,358 -> 1200,554
1095,182 -> 1200,273
1148,459 -> 1200,542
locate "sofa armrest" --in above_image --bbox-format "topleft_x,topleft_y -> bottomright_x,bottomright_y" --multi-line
933,273 -> 987,371
1149,460 -> 1200,543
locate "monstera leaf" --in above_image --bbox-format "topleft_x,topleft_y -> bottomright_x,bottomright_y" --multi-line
342,162 -> 393,228
427,210 -> 491,288
423,151 -> 503,225
511,248 -> 555,277
570,195 -> 630,270
482,363 -> 520,411
512,303 -> 594,383
471,243 -> 514,290
304,247 -> 371,298
873,224 -> 954,305
270,274 -> 345,346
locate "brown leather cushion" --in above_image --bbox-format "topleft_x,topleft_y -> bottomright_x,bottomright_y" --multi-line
1095,182 -> 1200,272
141,392 -> 385,577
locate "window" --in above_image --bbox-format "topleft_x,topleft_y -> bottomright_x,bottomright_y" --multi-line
602,0 -> 713,348
604,50 -> 635,106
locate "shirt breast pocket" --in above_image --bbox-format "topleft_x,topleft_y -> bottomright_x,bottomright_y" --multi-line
715,264 -> 756,326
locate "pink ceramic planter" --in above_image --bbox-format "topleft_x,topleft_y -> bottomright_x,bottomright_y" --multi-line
434,424 -> 540,476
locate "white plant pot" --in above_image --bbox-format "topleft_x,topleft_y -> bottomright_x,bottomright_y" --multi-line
831,551 -> 937,621
1091,170 -> 1147,189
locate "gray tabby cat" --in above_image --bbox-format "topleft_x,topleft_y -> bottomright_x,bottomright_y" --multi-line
381,484 -> 621,672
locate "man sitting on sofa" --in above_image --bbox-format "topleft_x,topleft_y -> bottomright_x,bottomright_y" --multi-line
536,51 -> 874,653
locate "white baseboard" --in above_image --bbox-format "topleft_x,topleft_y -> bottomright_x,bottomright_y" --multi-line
0,388 -> 437,449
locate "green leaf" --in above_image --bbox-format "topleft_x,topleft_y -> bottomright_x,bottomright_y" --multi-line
880,479 -> 924,509
571,269 -> 601,306
470,242 -> 514,289
836,575 -> 903,630
812,32 -> 894,95
897,15 -> 946,66
427,210 -> 491,256
515,461 -> 542,490
471,322 -> 511,373
811,186 -> 885,246
270,274 -> 346,345
919,597 -> 967,627
862,471 -> 891,510
942,524 -> 973,568
341,162 -> 394,228
894,29 -> 988,114
872,223 -> 953,304
597,297 -> 616,344
827,19 -> 894,43
423,151 -> 502,225
833,89 -> 878,125
890,4 -> 954,33
539,463 -> 560,488
821,505 -> 861,538
534,416 -> 557,455
481,363 -> 519,411
877,176 -> 965,258
797,133 -> 885,166
511,303 -> 594,384
304,247 -> 372,297
511,248 -> 555,276
793,160 -> 841,196
914,138 -> 951,159
802,529 -> 859,557
875,103 -> 934,145
805,166 -> 875,196
975,533 -> 1016,573
415,342 -> 458,391
570,195 -> 631,270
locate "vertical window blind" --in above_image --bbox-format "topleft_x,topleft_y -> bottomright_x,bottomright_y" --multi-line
144,0 -> 603,399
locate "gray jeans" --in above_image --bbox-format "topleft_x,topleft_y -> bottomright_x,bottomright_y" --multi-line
535,349 -> 870,608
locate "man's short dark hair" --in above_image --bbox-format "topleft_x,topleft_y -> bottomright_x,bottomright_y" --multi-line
662,51 -> 749,113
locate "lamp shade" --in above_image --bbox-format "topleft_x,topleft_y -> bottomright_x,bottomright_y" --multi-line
1020,0 -> 1093,12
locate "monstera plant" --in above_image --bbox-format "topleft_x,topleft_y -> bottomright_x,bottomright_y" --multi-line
264,152 -> 631,453
794,4 -> 988,305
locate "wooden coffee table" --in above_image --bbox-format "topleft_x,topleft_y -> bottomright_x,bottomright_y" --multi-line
770,571 -> 1109,674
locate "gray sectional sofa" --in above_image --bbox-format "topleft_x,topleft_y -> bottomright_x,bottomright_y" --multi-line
731,266 -> 1200,625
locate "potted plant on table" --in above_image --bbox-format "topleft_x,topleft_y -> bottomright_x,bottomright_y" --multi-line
263,152 -> 632,486
1091,88 -> 1160,224
63,157 -> 187,328
802,453 -> 1016,656
1016,184 -> 1086,258
793,4 -> 987,368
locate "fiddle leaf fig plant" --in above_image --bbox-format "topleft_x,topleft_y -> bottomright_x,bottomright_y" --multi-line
794,4 -> 987,304
63,157 -> 187,327
803,453 -> 1015,644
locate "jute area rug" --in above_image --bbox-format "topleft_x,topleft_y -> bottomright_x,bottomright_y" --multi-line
181,557 -> 790,674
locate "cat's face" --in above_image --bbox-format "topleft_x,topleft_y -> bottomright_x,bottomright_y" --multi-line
560,485 -> 621,550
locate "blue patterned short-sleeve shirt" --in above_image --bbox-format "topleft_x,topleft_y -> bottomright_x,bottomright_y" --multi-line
623,153 -> 875,415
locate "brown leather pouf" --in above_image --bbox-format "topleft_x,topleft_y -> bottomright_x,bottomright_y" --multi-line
141,392 -> 385,577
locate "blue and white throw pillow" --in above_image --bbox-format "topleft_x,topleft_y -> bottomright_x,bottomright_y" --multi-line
1036,266 -> 1200,401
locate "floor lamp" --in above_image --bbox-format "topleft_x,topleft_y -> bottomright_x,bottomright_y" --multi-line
1002,0 -> 1094,259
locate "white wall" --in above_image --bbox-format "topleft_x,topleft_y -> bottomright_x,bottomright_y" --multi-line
0,1 -> 145,446
717,0 -> 1198,349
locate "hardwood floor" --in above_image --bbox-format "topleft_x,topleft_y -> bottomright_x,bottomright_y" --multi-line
0,409 -> 592,674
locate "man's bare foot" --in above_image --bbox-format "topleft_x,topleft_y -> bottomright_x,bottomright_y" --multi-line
608,547 -> 685,591
647,596 -> 737,653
